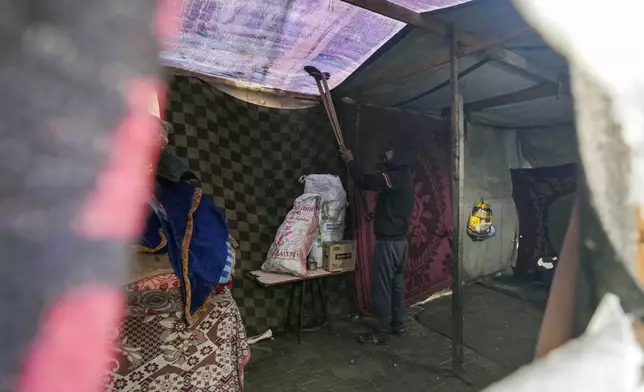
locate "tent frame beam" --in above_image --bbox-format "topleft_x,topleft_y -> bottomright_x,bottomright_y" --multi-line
465,82 -> 562,111
340,0 -> 555,90
449,23 -> 465,372
440,80 -> 568,114
485,47 -> 560,84
393,57 -> 490,107
469,119 -> 573,130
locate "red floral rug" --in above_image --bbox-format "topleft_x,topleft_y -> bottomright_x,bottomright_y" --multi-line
105,275 -> 250,391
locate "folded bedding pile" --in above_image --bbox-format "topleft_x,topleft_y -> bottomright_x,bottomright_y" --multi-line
105,276 -> 250,392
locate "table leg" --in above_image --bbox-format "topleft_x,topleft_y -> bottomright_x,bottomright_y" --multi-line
284,282 -> 296,332
317,279 -> 333,334
309,277 -> 317,323
298,280 -> 306,344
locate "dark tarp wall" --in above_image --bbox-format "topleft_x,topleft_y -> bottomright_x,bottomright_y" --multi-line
339,103 -> 453,311
506,125 -> 578,279
511,163 -> 577,279
516,126 -> 578,169
164,75 -> 353,333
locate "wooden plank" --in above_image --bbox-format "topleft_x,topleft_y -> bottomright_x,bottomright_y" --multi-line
340,0 -> 449,35
504,44 -> 551,51
486,47 -> 559,84
445,75 -> 571,116
463,82 -> 563,112
449,24 -> 465,371
247,269 -> 351,287
468,119 -> 573,130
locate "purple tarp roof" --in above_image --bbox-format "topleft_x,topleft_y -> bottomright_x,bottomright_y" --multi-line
161,0 -> 470,94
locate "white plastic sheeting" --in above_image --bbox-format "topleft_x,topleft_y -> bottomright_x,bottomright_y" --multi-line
484,294 -> 644,392
300,174 -> 347,266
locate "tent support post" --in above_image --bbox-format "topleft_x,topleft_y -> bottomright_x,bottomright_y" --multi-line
449,23 -> 465,372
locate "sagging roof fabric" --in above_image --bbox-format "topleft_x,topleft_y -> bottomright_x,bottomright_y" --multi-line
160,0 -> 470,94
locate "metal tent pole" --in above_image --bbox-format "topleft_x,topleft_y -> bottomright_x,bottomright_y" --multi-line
449,23 -> 465,371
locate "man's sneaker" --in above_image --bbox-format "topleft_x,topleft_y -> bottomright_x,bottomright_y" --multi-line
356,333 -> 391,346
390,325 -> 406,336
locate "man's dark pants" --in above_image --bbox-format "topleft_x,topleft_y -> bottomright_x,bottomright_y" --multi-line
371,239 -> 409,334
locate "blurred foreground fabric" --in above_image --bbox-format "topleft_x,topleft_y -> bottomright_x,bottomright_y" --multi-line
0,0 -> 162,390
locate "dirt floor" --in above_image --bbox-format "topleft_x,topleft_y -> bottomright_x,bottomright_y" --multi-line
244,282 -> 544,391
415,283 -> 544,371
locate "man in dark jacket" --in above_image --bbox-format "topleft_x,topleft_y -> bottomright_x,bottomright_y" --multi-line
342,146 -> 414,345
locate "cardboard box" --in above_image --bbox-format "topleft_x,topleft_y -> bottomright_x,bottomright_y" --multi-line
323,241 -> 356,272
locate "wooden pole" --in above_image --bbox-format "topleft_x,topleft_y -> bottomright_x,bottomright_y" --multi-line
449,23 -> 465,371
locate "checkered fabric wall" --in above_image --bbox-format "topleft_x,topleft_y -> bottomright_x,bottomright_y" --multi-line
165,75 -> 353,333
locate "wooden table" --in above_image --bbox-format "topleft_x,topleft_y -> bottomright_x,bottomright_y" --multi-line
247,269 -> 352,344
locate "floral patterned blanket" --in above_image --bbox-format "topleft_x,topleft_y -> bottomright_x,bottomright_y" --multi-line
105,274 -> 250,392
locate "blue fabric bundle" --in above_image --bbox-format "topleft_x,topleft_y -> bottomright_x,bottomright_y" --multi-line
219,240 -> 234,284
141,179 -> 229,324
137,211 -> 167,253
